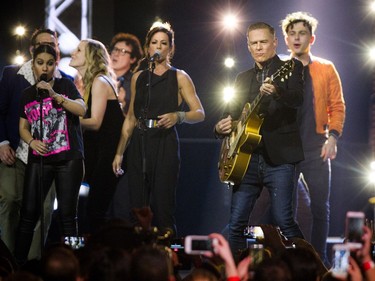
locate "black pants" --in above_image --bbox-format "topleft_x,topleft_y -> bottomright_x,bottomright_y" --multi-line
14,159 -> 83,262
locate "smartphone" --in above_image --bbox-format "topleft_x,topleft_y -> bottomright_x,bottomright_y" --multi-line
248,244 -> 265,271
345,211 -> 365,247
331,244 -> 350,279
184,235 -> 216,255
64,236 -> 85,249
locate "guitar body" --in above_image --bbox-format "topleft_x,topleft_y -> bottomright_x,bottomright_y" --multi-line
218,103 -> 264,185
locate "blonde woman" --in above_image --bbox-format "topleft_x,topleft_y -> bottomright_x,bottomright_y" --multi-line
112,23 -> 205,235
70,39 -> 124,234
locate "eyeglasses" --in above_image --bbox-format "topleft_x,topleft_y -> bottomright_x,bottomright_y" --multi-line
111,47 -> 132,56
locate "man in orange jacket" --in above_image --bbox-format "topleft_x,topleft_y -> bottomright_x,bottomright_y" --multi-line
281,11 -> 346,267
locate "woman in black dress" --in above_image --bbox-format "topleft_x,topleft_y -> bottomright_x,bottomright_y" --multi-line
112,23 -> 205,235
70,39 -> 124,234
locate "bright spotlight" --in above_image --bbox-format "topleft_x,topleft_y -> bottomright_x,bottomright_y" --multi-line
371,161 -> 375,170
369,171 -> 375,184
13,51 -> 25,65
222,14 -> 238,30
224,57 -> 235,68
370,47 -> 375,61
223,86 -> 235,102
371,1 -> 375,12
14,25 -> 26,37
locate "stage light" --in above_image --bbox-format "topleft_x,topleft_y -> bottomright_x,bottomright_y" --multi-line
369,47 -> 375,61
58,32 -> 80,55
224,57 -> 235,68
223,86 -> 235,102
222,14 -> 238,30
13,50 -> 25,65
14,25 -> 26,37
371,1 -> 375,12
367,161 -> 375,184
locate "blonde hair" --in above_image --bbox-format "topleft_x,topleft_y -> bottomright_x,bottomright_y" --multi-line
281,11 -> 318,36
81,39 -> 116,104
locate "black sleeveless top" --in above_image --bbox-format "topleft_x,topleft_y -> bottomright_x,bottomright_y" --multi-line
83,75 -> 124,150
134,68 -> 180,119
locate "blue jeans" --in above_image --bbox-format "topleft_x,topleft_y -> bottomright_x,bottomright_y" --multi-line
296,148 -> 331,266
228,153 -> 304,256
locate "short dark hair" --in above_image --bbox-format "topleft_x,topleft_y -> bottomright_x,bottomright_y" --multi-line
247,22 -> 276,38
110,33 -> 143,71
30,28 -> 57,47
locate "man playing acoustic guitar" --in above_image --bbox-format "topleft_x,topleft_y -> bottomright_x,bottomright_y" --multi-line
214,22 -> 305,259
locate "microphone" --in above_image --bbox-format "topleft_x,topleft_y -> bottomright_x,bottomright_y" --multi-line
37,74 -> 49,101
39,73 -> 48,82
149,50 -> 161,62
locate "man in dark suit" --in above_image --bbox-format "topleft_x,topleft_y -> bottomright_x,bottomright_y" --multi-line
0,28 -> 70,259
214,22 -> 304,258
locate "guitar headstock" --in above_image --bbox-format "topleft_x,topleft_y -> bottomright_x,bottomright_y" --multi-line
271,59 -> 295,82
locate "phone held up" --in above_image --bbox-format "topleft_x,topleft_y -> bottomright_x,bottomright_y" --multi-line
184,235 -> 217,255
331,243 -> 350,279
345,211 -> 365,248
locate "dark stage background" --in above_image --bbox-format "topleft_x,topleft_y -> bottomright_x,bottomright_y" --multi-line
1,0 -> 374,239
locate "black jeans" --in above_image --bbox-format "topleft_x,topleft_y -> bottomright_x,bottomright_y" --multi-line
14,158 -> 83,262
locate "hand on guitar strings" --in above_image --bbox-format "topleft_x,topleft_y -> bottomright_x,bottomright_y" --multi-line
260,77 -> 277,96
215,115 -> 232,135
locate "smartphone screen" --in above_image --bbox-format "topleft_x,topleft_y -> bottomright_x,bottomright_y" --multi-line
332,244 -> 350,279
191,238 -> 213,251
345,211 -> 365,245
184,235 -> 216,255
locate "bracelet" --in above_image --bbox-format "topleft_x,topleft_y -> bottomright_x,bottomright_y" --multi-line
329,133 -> 338,141
176,111 -> 186,124
59,96 -> 66,105
28,139 -> 34,146
57,95 -> 66,105
362,260 -> 375,271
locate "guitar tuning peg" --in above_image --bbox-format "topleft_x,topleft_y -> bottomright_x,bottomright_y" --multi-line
281,78 -> 285,82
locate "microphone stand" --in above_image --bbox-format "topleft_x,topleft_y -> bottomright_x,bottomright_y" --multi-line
139,60 -> 156,207
37,87 -> 45,256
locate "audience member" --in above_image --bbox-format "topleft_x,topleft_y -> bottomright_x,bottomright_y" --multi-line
131,245 -> 174,281
40,244 -> 80,281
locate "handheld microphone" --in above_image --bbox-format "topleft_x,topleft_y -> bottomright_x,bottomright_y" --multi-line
149,50 -> 161,62
39,73 -> 48,82
37,74 -> 49,101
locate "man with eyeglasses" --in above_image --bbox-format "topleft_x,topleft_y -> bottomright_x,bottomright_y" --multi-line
108,33 -> 143,221
0,28 -> 71,259
109,33 -> 143,115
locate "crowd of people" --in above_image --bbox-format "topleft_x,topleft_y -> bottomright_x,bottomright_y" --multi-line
0,7 -> 356,281
0,210 -> 375,281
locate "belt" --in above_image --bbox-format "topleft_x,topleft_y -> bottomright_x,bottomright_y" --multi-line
137,118 -> 159,129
